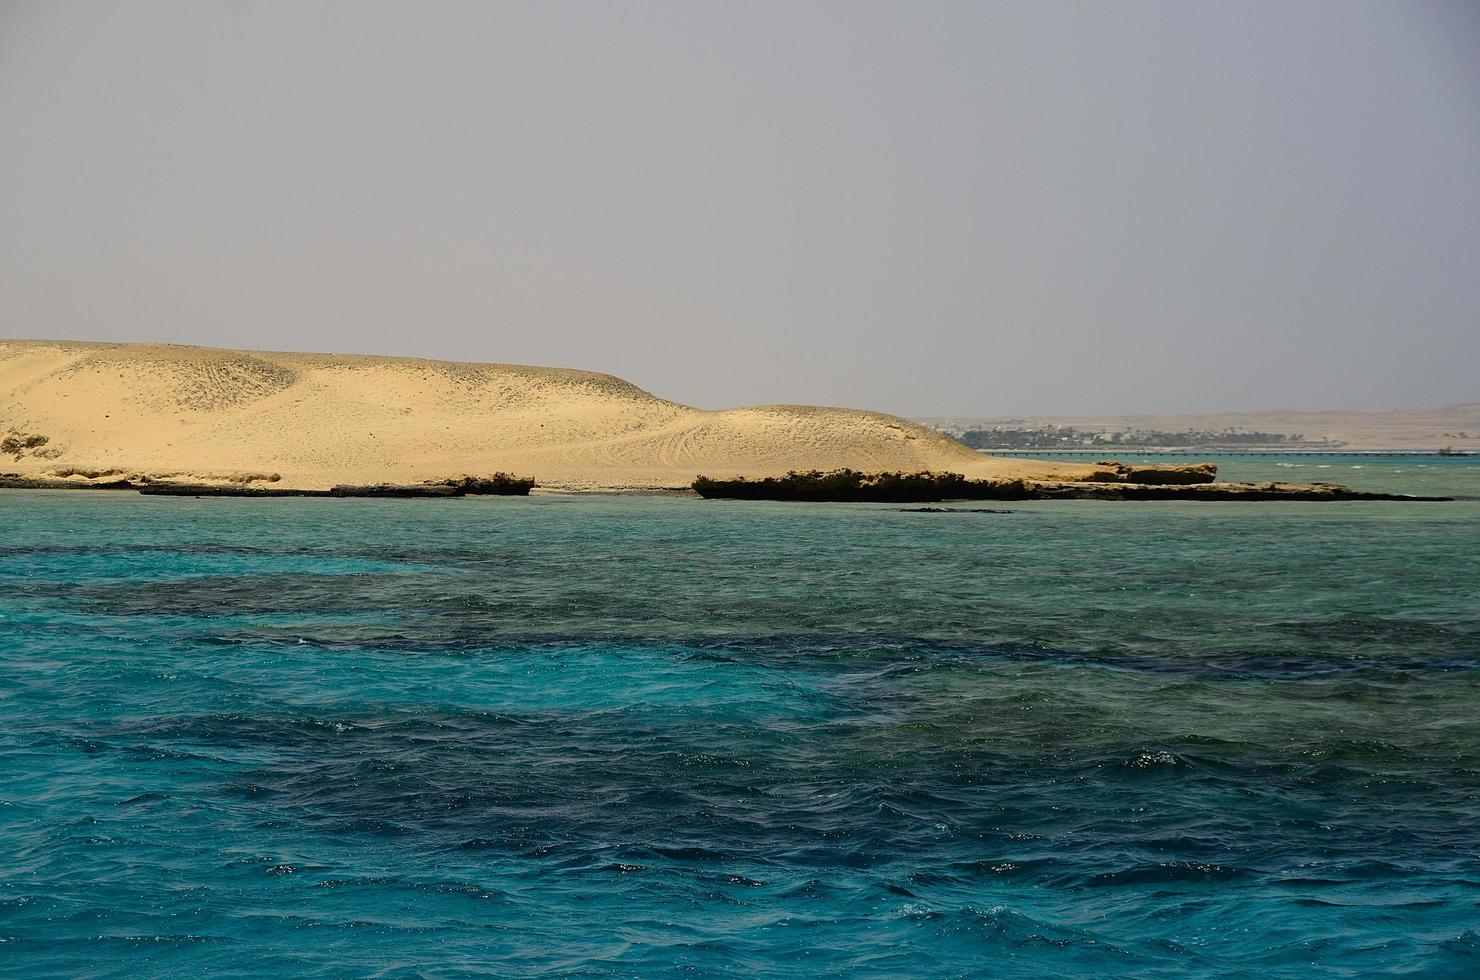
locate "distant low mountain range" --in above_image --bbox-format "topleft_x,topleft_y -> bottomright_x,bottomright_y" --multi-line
918,405 -> 1480,451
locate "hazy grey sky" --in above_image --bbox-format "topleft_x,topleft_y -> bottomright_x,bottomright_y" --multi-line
2,1 -> 1477,415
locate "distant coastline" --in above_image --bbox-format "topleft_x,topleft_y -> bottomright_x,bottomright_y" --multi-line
975,449 -> 1478,458
919,404 -> 1480,454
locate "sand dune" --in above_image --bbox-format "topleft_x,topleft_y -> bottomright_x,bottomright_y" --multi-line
1,340 -> 1093,491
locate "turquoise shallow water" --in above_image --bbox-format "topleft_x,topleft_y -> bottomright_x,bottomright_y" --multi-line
3,457 -> 1480,977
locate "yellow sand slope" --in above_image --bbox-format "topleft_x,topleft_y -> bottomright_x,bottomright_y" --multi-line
1,340 -> 1093,491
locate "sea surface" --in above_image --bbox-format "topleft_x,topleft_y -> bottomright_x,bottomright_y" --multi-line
3,455 -> 1479,977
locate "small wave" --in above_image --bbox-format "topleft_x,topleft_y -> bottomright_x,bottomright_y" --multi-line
1122,750 -> 1193,770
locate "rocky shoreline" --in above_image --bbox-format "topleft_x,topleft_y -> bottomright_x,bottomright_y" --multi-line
0,468 -> 1453,502
0,473 -> 534,498
1012,482 -> 1451,502
691,468 -> 1452,503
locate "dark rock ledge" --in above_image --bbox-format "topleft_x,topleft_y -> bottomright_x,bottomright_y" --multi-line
691,469 -> 1451,503
0,473 -> 535,497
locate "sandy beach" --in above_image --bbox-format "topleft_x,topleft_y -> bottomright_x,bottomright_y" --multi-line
1,340 -> 1102,492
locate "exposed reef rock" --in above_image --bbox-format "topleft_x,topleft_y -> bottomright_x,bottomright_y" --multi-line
694,470 -> 1034,502
424,473 -> 536,495
0,473 -> 137,491
691,470 -> 1451,503
136,483 -> 466,498
0,472 -> 535,498
898,507 -> 1017,514
1089,460 -> 1219,484
1025,481 -> 1449,502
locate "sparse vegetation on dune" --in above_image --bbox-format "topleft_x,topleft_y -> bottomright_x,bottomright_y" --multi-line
425,473 -> 536,495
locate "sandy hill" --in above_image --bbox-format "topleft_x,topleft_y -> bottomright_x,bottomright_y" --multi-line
1,340 -> 1090,491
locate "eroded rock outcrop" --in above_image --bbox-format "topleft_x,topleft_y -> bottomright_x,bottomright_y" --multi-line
1088,460 -> 1219,485
690,469 -> 1450,502
0,471 -> 536,498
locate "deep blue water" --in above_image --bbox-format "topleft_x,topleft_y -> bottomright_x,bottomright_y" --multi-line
3,458 -> 1480,976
